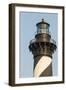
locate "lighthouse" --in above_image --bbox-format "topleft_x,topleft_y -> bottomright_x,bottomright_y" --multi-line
29,19 -> 57,77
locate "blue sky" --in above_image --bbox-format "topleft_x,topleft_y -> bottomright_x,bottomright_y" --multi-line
19,12 -> 58,78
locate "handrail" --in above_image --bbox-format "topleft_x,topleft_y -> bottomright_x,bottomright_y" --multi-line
30,39 -> 36,44
30,38 -> 56,45
50,39 -> 56,45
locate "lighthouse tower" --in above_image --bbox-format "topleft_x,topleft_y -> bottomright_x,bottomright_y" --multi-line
29,19 -> 57,77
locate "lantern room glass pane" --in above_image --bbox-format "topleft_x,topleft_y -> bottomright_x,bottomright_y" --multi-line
37,28 -> 49,34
